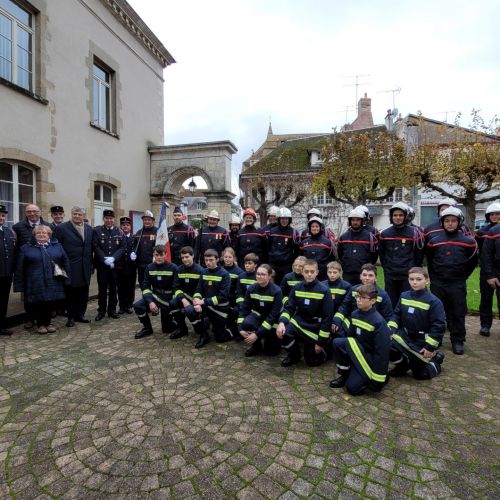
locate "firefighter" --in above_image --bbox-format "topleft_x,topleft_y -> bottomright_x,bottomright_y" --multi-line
425,207 -> 478,355
330,284 -> 391,395
276,259 -> 333,367
337,208 -> 378,285
379,202 -> 425,307
228,216 -> 241,251
423,198 -> 472,243
237,208 -> 267,264
268,207 -> 300,285
116,216 -> 137,315
261,206 -> 280,236
355,205 -> 378,235
133,210 -> 158,289
301,208 -> 336,242
167,206 -> 195,266
194,210 -> 230,264
388,267 -> 446,379
476,202 -> 500,336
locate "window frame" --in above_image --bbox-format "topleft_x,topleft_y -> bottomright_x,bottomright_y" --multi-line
91,57 -> 114,133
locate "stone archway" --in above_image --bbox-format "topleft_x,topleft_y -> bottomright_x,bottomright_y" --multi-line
149,141 -> 237,227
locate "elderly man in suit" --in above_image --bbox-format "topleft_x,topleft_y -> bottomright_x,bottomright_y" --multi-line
54,206 -> 94,326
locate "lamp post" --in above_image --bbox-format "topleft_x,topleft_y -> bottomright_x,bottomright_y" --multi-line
188,176 -> 197,194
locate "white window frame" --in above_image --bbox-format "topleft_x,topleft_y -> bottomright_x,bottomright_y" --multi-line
0,0 -> 34,91
93,182 -> 114,224
92,59 -> 113,131
0,161 -> 36,225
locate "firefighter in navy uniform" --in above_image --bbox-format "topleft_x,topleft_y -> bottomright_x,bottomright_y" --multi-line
388,267 -> 446,379
170,246 -> 203,339
186,249 -> 232,348
425,207 -> 478,355
49,205 -> 65,231
355,205 -> 378,235
168,206 -> 195,266
379,202 -> 425,307
228,216 -> 241,252
475,202 -> 500,336
423,198 -> 472,243
337,207 -> 378,285
194,210 -> 230,264
92,209 -> 127,320
481,216 -> 500,336
133,245 -> 180,339
133,210 -> 158,289
300,208 -> 336,243
116,216 -> 137,314
276,259 -> 333,367
0,204 -> 16,336
268,207 -> 300,285
261,206 -> 280,237
237,208 -> 267,264
330,284 -> 391,395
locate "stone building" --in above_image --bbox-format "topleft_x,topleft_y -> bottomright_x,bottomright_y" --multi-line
0,0 -> 174,227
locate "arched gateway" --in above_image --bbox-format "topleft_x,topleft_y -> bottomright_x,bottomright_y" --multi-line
149,141 -> 237,227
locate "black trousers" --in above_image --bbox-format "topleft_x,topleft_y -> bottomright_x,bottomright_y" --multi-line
384,276 -> 411,308
65,285 -> 90,320
0,275 -> 12,328
26,301 -> 56,327
479,274 -> 500,329
282,322 -> 327,366
186,304 -> 230,342
117,267 -> 137,310
240,314 -> 281,355
97,266 -> 118,314
390,336 -> 441,380
430,280 -> 467,342
134,297 -> 179,333
137,266 -> 147,290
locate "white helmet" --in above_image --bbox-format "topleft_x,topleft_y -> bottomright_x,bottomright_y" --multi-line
355,205 -> 370,218
229,216 -> 241,225
307,207 -> 322,218
267,205 -> 280,217
348,208 -> 366,220
406,205 -> 416,222
308,216 -> 323,226
485,202 -> 500,222
440,206 -> 464,227
437,198 -> 457,214
279,207 -> 292,219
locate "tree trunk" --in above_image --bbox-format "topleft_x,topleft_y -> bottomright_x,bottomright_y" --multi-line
463,194 -> 476,230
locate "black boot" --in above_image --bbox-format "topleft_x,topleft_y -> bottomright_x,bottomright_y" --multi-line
451,340 -> 464,355
479,326 -> 490,337
281,352 -> 301,367
135,316 -> 153,339
195,335 -> 210,349
433,350 -> 445,365
245,341 -> 262,357
330,373 -> 348,388
170,328 -> 188,339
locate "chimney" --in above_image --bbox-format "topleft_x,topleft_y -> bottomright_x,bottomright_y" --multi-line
349,93 -> 374,131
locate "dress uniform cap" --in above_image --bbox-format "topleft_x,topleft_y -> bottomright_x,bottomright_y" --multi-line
103,209 -> 115,217
120,216 -> 131,224
207,210 -> 220,220
50,205 -> 64,213
0,204 -> 8,214
173,206 -> 183,214
141,210 -> 155,220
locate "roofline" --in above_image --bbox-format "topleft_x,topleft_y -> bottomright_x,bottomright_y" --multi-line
101,0 -> 175,68
149,140 -> 238,154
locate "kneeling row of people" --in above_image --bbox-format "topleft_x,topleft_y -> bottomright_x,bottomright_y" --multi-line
134,245 -> 446,396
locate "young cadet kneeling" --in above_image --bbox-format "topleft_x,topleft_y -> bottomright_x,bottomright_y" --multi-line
331,284 -> 391,395
276,259 -> 333,367
186,249 -> 232,348
388,267 -> 446,379
238,264 -> 283,357
134,245 -> 180,339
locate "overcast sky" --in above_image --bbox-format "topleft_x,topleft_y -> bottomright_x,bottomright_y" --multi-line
128,0 -> 499,194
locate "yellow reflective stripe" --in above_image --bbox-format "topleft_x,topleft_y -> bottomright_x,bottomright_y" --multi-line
177,273 -> 201,279
281,312 -> 291,321
236,297 -> 244,303
351,318 -> 375,332
237,318 -> 244,324
376,296 -> 382,303
203,275 -> 222,282
149,270 -> 173,276
241,278 -> 256,285
174,290 -> 183,297
282,297 -> 288,304
295,291 -> 324,300
262,321 -> 271,330
335,312 -> 345,321
250,293 -> 275,302
152,293 -> 170,306
290,318 -> 318,341
392,333 -> 429,363
211,295 -> 219,305
425,334 -> 439,347
343,318 -> 350,328
193,292 -> 202,298
330,288 -> 347,295
229,273 -> 239,279
387,320 -> 398,329
251,310 -> 261,317
319,329 -> 330,339
347,337 -> 386,382
287,280 -> 301,286
143,288 -> 152,295
401,298 -> 430,310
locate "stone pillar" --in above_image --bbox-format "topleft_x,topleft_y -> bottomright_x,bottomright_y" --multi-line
205,191 -> 234,228
150,193 -> 181,226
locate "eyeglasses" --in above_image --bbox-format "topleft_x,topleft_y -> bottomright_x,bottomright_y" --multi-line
256,272 -> 268,276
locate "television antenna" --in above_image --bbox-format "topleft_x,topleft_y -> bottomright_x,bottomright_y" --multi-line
337,105 -> 355,124
434,110 -> 456,123
342,74 -> 371,109
377,87 -> 401,109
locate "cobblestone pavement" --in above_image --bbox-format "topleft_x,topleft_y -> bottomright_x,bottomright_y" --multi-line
0,302 -> 498,499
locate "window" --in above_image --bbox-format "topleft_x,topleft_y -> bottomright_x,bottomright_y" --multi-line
0,0 -> 33,91
92,59 -> 113,131
196,201 -> 206,210
0,161 -> 35,225
387,188 -> 403,202
93,182 -> 114,224
316,190 -> 333,206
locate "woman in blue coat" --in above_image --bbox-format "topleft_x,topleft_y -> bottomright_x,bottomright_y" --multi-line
14,225 -> 71,334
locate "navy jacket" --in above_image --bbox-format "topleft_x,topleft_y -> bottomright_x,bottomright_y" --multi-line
173,262 -> 203,302
193,265 -> 231,308
279,279 -> 333,347
425,230 -> 478,281
114,232 -> 136,272
268,224 -> 299,268
0,225 -> 17,277
237,225 -> 267,264
388,289 -> 446,352
168,222 -> 195,265
134,226 -> 159,268
337,227 -> 378,276
195,225 -> 230,263
53,221 -> 93,287
12,218 -> 51,246
14,239 -> 71,304
321,277 -> 352,316
142,261 -> 178,306
299,231 -> 335,277
280,271 -> 304,305
92,225 -> 126,267
236,270 -> 256,305
424,219 -> 472,243
379,224 -> 424,279
476,222 -> 496,277
481,224 -> 500,280
224,264 -> 244,306
238,282 -> 283,337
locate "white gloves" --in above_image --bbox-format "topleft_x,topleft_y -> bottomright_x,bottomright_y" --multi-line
130,252 -> 137,261
104,256 -> 115,267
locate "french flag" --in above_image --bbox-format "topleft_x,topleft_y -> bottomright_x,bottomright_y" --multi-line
155,201 -> 172,262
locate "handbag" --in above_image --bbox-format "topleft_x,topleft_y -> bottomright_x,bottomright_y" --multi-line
42,246 -> 69,279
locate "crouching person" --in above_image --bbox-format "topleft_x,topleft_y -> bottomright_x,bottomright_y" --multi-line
388,267 -> 446,379
331,284 -> 391,395
186,249 -> 232,348
133,245 -> 179,339
276,259 -> 333,367
238,264 -> 283,357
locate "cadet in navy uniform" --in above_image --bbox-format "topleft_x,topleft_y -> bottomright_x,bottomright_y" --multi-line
116,216 -> 137,315
322,261 -> 352,336
425,207 -> 478,355
133,210 -> 158,289
330,284 -> 391,395
194,210 -> 230,264
186,249 -> 232,348
168,206 -> 195,265
49,205 -> 65,231
222,247 -> 244,340
133,245 -> 180,339
281,256 -> 306,306
92,209 -> 126,320
0,205 -> 16,336
379,202 -> 425,307
277,259 -> 333,367
171,246 -> 203,339
235,253 -> 258,308
388,267 -> 446,379
238,264 -> 283,357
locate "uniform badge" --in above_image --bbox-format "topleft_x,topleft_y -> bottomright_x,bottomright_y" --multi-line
402,239 -> 406,245
208,281 -> 212,286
